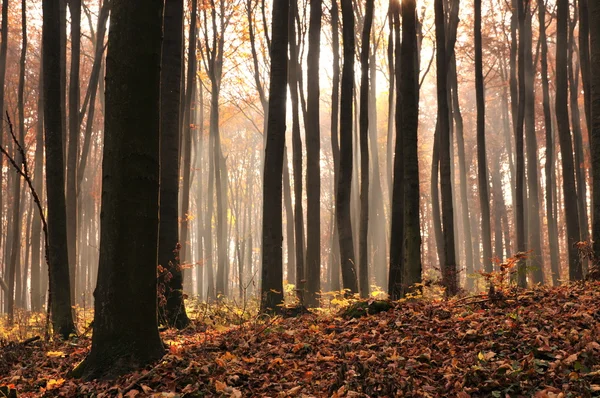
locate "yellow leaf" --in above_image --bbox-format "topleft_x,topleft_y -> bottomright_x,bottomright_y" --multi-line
46,351 -> 65,357
46,378 -> 65,390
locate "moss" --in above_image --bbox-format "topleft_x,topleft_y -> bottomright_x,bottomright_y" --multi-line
341,300 -> 393,319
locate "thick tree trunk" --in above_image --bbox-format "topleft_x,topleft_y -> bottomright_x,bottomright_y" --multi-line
590,0 -> 600,256
42,0 -> 77,339
0,0 -> 8,267
337,0 -> 359,295
260,0 -> 289,312
358,0 -> 374,299
556,0 -> 582,280
74,0 -> 165,379
158,0 -> 190,329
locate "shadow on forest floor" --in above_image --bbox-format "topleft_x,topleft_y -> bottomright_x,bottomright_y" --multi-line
2,281 -> 600,397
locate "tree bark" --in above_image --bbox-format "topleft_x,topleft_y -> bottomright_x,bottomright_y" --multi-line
337,0 -> 359,295
66,0 -> 81,303
358,0 -> 374,299
305,0 -> 322,307
158,0 -> 190,329
590,0 -> 600,256
260,0 -> 289,312
515,0 -> 527,287
436,0 -> 457,294
538,0 -> 560,285
388,3 -> 404,299
73,0 -> 165,379
556,0 -> 582,280
523,2 -> 544,284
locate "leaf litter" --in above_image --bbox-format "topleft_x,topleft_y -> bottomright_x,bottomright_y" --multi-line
1,281 -> 600,397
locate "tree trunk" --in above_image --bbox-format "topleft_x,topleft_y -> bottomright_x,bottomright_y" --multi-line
590,0 -> 600,256
568,11 -> 589,275
73,0 -> 165,379
538,0 -> 560,285
0,0 -> 9,265
337,0 -> 359,295
305,0 -> 322,306
388,3 -> 404,299
523,3 -> 544,284
358,0 -> 374,299
515,0 -> 527,287
436,0 -> 456,294
556,0 -> 582,280
66,0 -> 81,303
474,0 -> 492,276
31,55 -> 44,312
260,0 -> 289,312
181,0 -> 197,295
288,0 -> 305,300
158,0 -> 190,329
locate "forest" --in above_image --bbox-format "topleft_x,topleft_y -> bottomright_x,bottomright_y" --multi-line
1,0 -> 600,395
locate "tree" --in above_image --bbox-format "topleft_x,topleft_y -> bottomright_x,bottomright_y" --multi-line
305,0 -> 322,307
260,0 -> 289,313
0,0 -> 8,258
590,0 -> 600,256
538,0 -> 560,285
42,0 -> 77,339
515,0 -> 527,287
388,1 -> 403,299
358,0 -> 374,299
7,0 -> 27,323
556,0 -> 582,281
180,0 -> 197,295
436,0 -> 457,295
73,0 -> 165,379
474,0 -> 492,276
158,0 -> 190,329
337,0 -> 359,295
401,0 -> 422,294
66,0 -> 81,302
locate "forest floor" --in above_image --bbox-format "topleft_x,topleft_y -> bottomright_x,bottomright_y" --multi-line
1,281 -> 600,397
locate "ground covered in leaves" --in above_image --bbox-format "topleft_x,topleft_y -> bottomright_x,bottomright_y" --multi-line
2,282 -> 600,397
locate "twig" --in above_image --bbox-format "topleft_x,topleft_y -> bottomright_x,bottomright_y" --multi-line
122,362 -> 163,394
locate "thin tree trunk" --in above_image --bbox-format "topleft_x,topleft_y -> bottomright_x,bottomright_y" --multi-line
515,0 -> 527,287
337,0 -> 359,295
556,0 -> 582,280
538,0 -> 560,285
474,0 -> 492,276
66,0 -> 81,303
42,0 -> 77,338
388,3 -> 404,299
524,3 -> 544,284
358,0 -> 374,299
181,0 -> 197,294
260,0 -> 289,312
305,0 -> 322,306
